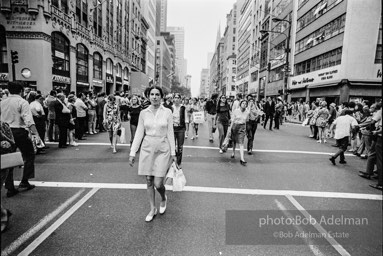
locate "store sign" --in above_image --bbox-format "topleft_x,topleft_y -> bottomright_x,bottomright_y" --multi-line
6,14 -> 36,30
289,65 -> 341,89
0,73 -> 9,81
92,79 -> 104,87
270,54 -> 286,69
52,75 -> 71,84
106,74 -> 114,83
377,69 -> 382,78
77,81 -> 89,86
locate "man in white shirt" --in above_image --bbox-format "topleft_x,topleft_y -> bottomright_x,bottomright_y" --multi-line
74,92 -> 88,140
329,110 -> 358,165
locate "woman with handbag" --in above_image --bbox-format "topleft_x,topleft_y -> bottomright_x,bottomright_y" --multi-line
230,99 -> 250,166
54,93 -> 71,148
216,95 -> 231,154
129,86 -> 177,222
103,95 -> 121,154
189,98 -> 201,140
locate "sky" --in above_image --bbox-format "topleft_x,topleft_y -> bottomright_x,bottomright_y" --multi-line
167,0 -> 236,97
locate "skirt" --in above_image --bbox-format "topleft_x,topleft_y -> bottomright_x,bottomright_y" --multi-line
231,123 -> 246,144
138,135 -> 172,177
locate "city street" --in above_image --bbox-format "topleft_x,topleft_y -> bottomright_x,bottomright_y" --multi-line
1,121 -> 382,256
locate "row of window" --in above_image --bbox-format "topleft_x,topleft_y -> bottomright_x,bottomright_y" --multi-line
51,33 -> 129,82
294,47 -> 342,75
297,0 -> 343,32
295,14 -> 346,54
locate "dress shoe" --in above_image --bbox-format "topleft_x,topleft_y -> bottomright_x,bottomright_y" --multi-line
6,189 -> 19,198
358,172 -> 371,179
231,154 -> 235,159
145,208 -> 158,222
248,151 -> 253,155
240,160 -> 247,166
369,184 -> 383,191
329,157 -> 336,165
159,195 -> 167,214
18,182 -> 35,190
339,160 -> 347,164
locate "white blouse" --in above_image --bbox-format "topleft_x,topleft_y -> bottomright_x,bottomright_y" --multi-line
129,105 -> 176,157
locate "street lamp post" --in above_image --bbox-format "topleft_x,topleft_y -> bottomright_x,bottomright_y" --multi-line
260,17 -> 291,101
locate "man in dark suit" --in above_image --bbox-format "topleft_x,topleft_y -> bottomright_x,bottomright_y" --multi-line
263,97 -> 275,130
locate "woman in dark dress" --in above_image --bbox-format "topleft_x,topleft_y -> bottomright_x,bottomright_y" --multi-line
128,95 -> 142,144
216,95 -> 231,153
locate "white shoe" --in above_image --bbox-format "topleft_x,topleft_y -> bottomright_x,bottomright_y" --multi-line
185,135 -> 188,139
70,142 -> 78,147
145,208 -> 158,222
93,131 -> 97,134
191,137 -> 195,140
89,132 -> 94,135
219,149 -> 223,154
196,134 -> 198,138
159,195 -> 167,214
317,140 -> 321,143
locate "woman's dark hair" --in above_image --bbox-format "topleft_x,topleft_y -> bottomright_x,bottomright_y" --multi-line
145,86 -> 164,98
216,95 -> 229,112
239,99 -> 248,107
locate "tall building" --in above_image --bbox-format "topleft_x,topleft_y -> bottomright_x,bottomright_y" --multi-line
222,4 -> 238,97
167,26 -> 186,86
200,68 -> 210,98
155,36 -> 172,92
141,0 -> 157,82
236,0 -> 253,96
157,0 -> 167,33
159,32 -> 176,89
0,0 -> 150,95
289,0 -> 381,103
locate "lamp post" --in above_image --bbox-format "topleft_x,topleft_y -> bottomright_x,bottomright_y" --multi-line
260,17 -> 291,101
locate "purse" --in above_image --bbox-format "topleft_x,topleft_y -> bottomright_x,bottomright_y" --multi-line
1,152 -> 24,169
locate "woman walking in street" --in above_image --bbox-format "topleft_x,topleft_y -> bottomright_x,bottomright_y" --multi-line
230,99 -> 250,166
171,93 -> 186,168
129,86 -> 176,222
216,95 -> 231,154
316,101 -> 330,143
246,97 -> 260,155
103,95 -> 121,153
87,93 -> 97,135
128,95 -> 142,144
184,98 -> 192,139
189,97 -> 201,140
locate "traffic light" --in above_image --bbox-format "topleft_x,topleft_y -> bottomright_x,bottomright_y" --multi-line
11,51 -> 19,64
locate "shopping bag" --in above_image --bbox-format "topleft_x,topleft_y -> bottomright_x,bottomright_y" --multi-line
221,128 -> 232,152
192,111 -> 205,124
165,162 -> 177,185
30,134 -> 44,154
1,152 -> 24,170
119,127 -> 127,144
302,118 -> 309,126
173,167 -> 186,192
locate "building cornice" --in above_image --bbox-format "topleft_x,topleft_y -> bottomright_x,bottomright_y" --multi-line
6,31 -> 51,42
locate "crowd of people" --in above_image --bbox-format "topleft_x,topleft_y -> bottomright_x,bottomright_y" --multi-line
1,81 -> 381,228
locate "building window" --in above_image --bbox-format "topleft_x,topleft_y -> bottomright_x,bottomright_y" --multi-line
76,44 -> 88,82
52,0 -> 68,13
297,0 -> 343,32
294,47 -> 342,75
51,32 -> 70,76
106,58 -> 114,74
93,52 -> 102,80
0,25 -> 7,73
232,67 -> 237,73
93,4 -> 102,37
295,14 -> 346,55
116,63 -> 122,77
269,66 -> 284,82
75,0 -> 88,27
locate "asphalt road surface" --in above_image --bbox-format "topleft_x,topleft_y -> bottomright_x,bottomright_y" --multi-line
1,121 -> 382,256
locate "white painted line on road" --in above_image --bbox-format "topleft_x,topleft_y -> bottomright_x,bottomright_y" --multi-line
1,189 -> 86,256
25,181 -> 383,201
45,142 -> 356,157
17,188 -> 99,256
275,199 -> 325,256
286,195 -> 351,256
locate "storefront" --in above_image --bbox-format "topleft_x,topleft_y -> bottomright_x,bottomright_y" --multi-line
52,74 -> 71,94
106,73 -> 113,95
92,79 -> 104,94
